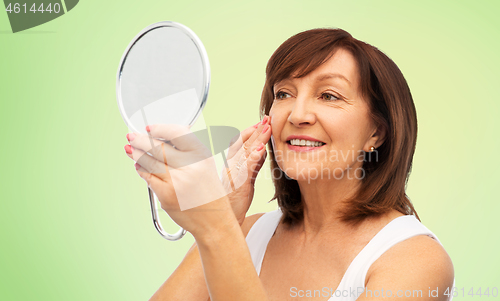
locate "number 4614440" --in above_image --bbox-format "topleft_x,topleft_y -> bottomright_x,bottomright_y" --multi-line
5,3 -> 62,14
444,287 -> 498,298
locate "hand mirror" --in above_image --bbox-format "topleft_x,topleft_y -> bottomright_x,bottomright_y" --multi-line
116,21 -> 210,241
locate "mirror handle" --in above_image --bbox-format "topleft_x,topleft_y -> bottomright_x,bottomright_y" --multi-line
148,186 -> 187,241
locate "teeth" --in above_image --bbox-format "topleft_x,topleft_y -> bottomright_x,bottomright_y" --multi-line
289,139 -> 324,147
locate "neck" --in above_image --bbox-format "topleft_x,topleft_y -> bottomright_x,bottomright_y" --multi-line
295,168 -> 363,237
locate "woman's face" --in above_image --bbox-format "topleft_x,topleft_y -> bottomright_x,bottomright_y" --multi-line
269,48 -> 383,182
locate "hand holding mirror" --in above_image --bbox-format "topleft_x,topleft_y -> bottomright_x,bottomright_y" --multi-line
116,21 -> 210,241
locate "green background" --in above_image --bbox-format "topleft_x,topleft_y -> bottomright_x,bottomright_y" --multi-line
1,0 -> 499,300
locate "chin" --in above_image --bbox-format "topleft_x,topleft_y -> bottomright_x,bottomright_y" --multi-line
276,161 -> 325,182
277,160 -> 364,182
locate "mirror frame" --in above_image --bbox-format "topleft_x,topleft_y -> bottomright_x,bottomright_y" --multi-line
116,20 -> 210,134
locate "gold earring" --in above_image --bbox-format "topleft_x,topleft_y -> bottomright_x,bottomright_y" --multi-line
370,146 -> 375,152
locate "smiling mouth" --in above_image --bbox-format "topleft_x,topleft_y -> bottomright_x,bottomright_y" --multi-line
287,139 -> 325,147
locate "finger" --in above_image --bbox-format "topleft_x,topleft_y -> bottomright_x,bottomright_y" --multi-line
128,132 -> 179,164
227,123 -> 259,160
135,163 -> 178,211
126,137 -> 209,173
130,146 -> 171,182
245,143 -> 268,185
243,116 -> 269,154
228,142 -> 267,191
135,162 -> 161,185
251,117 -> 272,151
147,124 -> 207,152
234,115 -> 272,162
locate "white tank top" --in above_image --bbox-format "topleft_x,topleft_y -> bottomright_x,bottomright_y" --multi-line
245,208 -> 455,301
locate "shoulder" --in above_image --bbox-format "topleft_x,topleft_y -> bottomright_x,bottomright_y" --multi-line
359,234 -> 454,301
241,212 -> 266,237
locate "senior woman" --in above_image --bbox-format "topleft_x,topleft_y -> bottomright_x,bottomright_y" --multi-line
124,28 -> 454,301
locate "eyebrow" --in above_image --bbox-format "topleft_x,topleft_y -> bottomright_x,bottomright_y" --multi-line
315,73 -> 351,86
273,72 -> 351,89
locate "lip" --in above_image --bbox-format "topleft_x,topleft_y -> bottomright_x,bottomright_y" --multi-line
285,135 -> 326,152
285,135 -> 325,143
287,144 -> 325,152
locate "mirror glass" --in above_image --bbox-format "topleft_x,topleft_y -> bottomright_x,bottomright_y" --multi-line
117,23 -> 209,134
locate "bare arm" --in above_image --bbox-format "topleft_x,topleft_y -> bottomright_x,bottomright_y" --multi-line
149,213 -> 265,301
195,211 -> 269,301
149,242 -> 208,301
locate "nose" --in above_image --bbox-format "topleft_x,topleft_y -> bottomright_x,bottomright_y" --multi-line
287,96 -> 316,127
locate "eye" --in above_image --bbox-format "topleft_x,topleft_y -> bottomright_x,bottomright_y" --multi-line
275,91 -> 291,100
321,93 -> 340,101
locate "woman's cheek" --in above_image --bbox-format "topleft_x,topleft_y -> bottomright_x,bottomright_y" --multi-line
268,103 -> 275,118
269,106 -> 278,142
269,104 -> 285,133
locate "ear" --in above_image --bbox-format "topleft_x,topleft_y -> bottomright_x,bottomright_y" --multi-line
365,123 -> 387,152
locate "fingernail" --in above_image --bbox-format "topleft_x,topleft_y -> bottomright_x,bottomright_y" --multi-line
124,144 -> 133,154
256,143 -> 264,151
126,133 -> 136,142
262,124 -> 269,133
260,116 -> 268,125
135,163 -> 141,170
146,125 -> 152,132
253,122 -> 260,128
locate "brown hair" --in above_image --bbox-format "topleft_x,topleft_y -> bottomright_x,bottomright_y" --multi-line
260,28 -> 420,226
